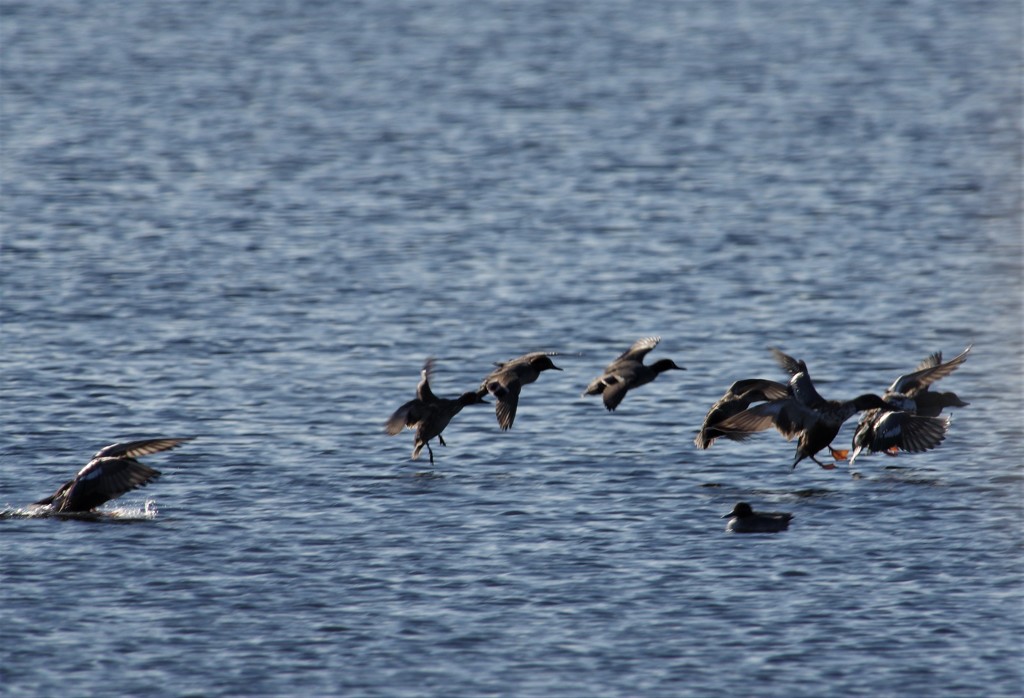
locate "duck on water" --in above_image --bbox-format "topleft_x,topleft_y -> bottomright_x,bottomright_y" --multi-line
31,437 -> 194,515
723,502 -> 793,533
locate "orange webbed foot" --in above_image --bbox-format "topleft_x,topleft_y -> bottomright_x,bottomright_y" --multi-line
828,447 -> 849,461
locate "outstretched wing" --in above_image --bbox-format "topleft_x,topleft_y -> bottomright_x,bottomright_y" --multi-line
488,378 -> 522,431
887,345 -> 971,396
93,437 -> 194,461
770,349 -> 805,377
615,336 -> 660,363
385,399 -> 429,435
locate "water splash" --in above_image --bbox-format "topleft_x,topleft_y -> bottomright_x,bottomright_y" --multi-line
0,499 -> 159,521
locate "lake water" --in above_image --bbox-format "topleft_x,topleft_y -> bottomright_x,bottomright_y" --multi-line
2,1 -> 1022,696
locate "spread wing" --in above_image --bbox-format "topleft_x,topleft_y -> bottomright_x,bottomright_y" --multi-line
491,379 -> 521,430
385,399 -> 429,435
615,336 -> 660,363
93,437 -> 194,461
771,349 -> 805,377
715,399 -> 814,441
887,345 -> 971,396
850,413 -> 950,464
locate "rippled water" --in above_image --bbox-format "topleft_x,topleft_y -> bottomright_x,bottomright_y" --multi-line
2,1 -> 1022,696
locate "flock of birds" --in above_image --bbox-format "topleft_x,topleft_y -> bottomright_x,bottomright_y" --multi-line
24,338 -> 971,533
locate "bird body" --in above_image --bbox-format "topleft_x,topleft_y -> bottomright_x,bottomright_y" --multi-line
583,337 -> 684,411
723,502 -> 792,533
478,352 -> 562,430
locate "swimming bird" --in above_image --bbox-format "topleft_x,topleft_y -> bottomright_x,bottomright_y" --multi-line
32,437 -> 194,513
694,378 -> 789,449
583,337 -> 685,411
714,354 -> 894,469
722,502 -> 792,533
849,345 -> 970,464
478,351 -> 562,430
385,358 -> 487,465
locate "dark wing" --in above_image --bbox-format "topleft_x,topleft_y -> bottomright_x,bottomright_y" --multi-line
887,345 -> 971,396
715,399 -> 812,441
770,349 -> 805,377
850,413 -> 950,464
385,399 -> 428,435
615,336 -> 660,363
56,457 -> 163,512
93,437 -> 194,460
694,379 -> 789,448
486,377 -> 522,430
601,373 -> 633,411
728,378 -> 789,401
914,351 -> 943,371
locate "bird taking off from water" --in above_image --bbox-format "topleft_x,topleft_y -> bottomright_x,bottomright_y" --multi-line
32,437 -> 194,513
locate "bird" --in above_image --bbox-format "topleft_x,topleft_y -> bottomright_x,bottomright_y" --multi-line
849,411 -> 951,465
694,378 -> 789,449
385,358 -> 487,465
714,352 -> 894,469
722,502 -> 792,533
477,351 -> 563,430
879,345 -> 971,417
849,345 -> 970,464
583,336 -> 685,411
32,437 -> 194,513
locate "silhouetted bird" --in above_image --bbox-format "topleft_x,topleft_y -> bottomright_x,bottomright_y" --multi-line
385,358 -> 486,465
33,437 -> 193,513
849,345 -> 970,464
478,352 -> 563,430
722,502 -> 792,533
715,352 -> 893,469
583,336 -> 684,411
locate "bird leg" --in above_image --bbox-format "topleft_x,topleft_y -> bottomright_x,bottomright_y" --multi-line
438,435 -> 447,448
426,442 -> 435,465
811,454 -> 838,470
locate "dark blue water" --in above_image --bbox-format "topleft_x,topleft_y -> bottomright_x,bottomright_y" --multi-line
2,1 -> 1022,696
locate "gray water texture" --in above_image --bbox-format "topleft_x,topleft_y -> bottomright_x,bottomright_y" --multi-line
2,1 -> 1022,696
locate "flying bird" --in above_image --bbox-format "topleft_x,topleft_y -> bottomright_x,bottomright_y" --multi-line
478,351 -> 563,430
385,358 -> 487,465
714,352 -> 893,469
583,336 -> 685,411
849,345 -> 971,464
